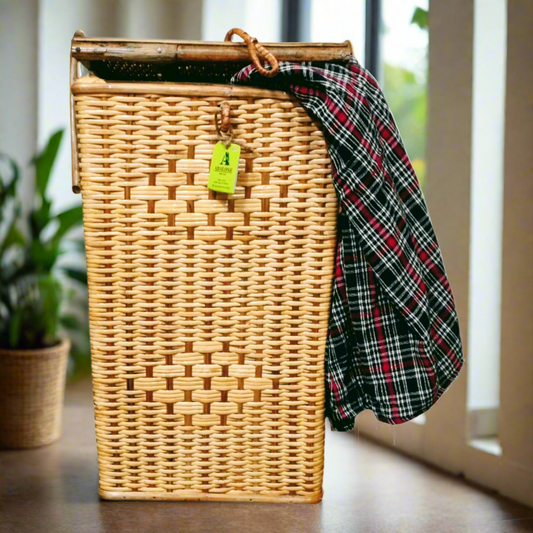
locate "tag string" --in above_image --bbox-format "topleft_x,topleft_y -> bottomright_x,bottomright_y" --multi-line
215,103 -> 234,149
214,102 -> 254,153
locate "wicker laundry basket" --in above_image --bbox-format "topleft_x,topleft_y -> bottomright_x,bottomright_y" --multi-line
70,29 -> 348,503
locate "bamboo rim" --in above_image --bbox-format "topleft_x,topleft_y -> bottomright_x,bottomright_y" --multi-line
71,33 -> 354,64
71,77 -> 295,99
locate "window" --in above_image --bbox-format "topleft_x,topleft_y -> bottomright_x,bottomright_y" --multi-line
380,0 -> 429,188
307,0 -> 366,62
287,0 -> 429,187
467,0 -> 507,455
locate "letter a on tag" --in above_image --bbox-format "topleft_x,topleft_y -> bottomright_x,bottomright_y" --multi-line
207,142 -> 241,194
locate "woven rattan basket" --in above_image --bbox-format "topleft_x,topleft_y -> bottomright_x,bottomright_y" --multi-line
71,29 -> 348,503
0,339 -> 70,449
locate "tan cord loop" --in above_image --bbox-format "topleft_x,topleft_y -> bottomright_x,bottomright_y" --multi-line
214,101 -> 234,148
219,100 -> 231,133
224,27 -> 279,78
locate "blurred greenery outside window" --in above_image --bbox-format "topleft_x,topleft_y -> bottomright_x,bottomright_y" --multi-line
305,0 -> 429,187
381,1 -> 429,188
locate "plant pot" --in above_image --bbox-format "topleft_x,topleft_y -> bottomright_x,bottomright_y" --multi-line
0,338 -> 70,449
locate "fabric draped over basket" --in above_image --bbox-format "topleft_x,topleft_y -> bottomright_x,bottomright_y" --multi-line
231,57 -> 464,431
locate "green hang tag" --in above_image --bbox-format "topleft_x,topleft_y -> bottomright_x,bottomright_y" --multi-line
207,142 -> 241,194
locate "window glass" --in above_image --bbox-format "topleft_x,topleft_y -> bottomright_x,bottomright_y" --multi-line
381,0 -> 429,187
308,0 -> 366,63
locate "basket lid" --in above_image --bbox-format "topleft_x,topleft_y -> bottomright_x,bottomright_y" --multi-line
72,29 -> 353,83
71,30 -> 353,65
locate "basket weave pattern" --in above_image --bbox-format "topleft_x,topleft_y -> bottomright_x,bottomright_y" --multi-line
0,339 -> 69,449
74,84 -> 337,502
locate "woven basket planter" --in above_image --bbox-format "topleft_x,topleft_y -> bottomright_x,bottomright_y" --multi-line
71,30 -> 347,503
0,338 -> 70,449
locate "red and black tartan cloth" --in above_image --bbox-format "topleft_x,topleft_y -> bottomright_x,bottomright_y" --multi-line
231,57 -> 464,431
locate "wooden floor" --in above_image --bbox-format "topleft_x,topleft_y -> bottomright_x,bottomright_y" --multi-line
0,381 -> 532,533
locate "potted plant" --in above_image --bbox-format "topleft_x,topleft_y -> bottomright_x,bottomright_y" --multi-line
0,130 -> 88,448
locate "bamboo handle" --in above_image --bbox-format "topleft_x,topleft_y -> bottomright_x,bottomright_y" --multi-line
71,30 -> 86,194
224,28 -> 279,78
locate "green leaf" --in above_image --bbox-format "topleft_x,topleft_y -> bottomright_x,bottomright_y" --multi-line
68,338 -> 92,379
0,154 -> 20,199
28,240 -> 60,274
411,7 -> 428,30
30,198 -> 52,238
383,63 -> 427,164
51,204 -> 83,244
0,218 -> 25,261
0,155 -> 20,229
3,258 -> 34,286
8,308 -> 22,348
72,238 -> 86,253
33,129 -> 64,198
62,267 -> 88,285
37,275 -> 62,344
60,313 -> 80,330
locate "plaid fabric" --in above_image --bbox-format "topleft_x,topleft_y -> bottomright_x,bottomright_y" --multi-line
231,57 -> 464,431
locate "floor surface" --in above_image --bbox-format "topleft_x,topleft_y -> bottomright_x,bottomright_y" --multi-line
1,381 -> 532,533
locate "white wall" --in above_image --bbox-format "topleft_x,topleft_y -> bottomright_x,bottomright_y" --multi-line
116,0 -> 202,40
467,0 -> 507,411
309,0 -> 365,63
202,0 -> 282,42
0,0 -> 39,213
38,0 -> 119,214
